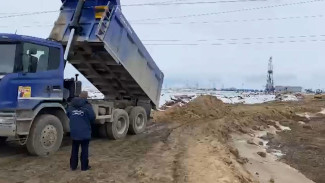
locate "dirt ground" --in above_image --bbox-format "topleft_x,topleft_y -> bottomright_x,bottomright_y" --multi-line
268,110 -> 325,183
0,95 -> 324,183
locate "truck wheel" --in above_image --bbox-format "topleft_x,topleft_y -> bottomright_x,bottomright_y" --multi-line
125,106 -> 133,114
107,109 -> 129,140
26,114 -> 63,156
0,137 -> 7,145
138,102 -> 152,119
128,107 -> 147,135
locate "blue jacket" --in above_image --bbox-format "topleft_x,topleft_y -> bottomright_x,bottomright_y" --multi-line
67,98 -> 96,140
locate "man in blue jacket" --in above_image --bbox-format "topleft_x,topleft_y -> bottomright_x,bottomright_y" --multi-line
67,91 -> 95,171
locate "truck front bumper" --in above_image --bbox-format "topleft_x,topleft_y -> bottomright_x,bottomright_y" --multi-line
0,112 -> 16,137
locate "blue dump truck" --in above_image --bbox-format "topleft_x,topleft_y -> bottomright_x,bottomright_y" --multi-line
0,0 -> 164,156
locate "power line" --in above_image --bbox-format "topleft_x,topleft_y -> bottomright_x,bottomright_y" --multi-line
0,0 -> 322,24
131,0 -> 325,22
122,0 -> 268,7
1,0 -> 321,20
0,10 -> 59,19
2,14 -> 322,28
143,38 -> 325,46
0,24 -> 53,28
145,43 -> 201,45
0,0 -> 183,16
124,0 -> 193,5
0,0 -> 263,18
142,34 -> 325,42
1,0 -> 322,20
122,0 -> 196,7
130,14 -> 324,24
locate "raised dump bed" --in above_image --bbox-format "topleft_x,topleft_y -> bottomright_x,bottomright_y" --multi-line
50,0 -> 164,108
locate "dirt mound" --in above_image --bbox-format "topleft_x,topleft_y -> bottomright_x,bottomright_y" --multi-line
154,95 -> 230,123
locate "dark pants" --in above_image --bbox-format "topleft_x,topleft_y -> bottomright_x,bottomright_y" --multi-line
70,140 -> 90,171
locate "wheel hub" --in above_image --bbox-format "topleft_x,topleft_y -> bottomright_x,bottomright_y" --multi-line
116,117 -> 126,134
41,125 -> 57,149
135,114 -> 144,130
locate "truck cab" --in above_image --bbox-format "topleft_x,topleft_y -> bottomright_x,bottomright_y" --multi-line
0,34 -> 64,111
0,34 -> 71,155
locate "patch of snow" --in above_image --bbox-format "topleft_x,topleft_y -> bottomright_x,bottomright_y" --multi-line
216,94 -> 274,104
160,89 -> 198,107
270,149 -> 286,158
83,87 -> 104,99
255,130 -> 268,138
258,138 -> 269,148
160,89 -> 304,107
318,108 -> 325,114
275,121 -> 291,131
262,140 -> 269,147
296,112 -> 312,120
298,121 -> 306,125
280,94 -> 298,101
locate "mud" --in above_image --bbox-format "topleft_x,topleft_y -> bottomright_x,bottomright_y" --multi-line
268,115 -> 325,183
0,95 -> 324,183
232,133 -> 314,183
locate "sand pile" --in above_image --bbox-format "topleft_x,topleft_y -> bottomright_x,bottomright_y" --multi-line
154,95 -> 231,123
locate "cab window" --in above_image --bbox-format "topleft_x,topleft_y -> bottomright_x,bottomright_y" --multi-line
22,43 -> 61,73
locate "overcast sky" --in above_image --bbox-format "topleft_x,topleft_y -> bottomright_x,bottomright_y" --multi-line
0,0 -> 324,89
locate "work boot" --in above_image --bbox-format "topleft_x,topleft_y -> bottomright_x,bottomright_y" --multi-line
81,166 -> 91,171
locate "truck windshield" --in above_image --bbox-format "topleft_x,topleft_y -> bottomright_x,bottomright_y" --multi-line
0,44 -> 17,74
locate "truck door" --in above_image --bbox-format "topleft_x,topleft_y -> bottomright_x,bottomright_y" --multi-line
18,43 -> 63,109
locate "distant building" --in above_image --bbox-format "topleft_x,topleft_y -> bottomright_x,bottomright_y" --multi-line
275,86 -> 302,93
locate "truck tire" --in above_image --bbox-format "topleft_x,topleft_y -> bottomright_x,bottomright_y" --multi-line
26,114 -> 63,156
128,106 -> 147,135
125,106 -> 133,114
0,137 -> 7,145
138,102 -> 152,119
107,109 -> 129,140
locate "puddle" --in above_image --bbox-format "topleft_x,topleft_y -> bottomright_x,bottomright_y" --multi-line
231,123 -> 314,183
231,133 -> 314,183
